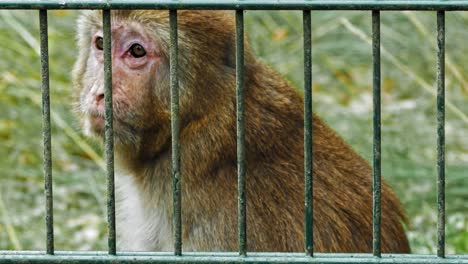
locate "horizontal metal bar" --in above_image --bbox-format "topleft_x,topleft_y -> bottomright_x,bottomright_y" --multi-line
0,252 -> 467,264
2,251 -> 468,259
0,0 -> 468,10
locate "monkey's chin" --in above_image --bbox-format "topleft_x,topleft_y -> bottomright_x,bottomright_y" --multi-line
83,115 -> 105,137
84,116 -> 137,147
91,115 -> 105,127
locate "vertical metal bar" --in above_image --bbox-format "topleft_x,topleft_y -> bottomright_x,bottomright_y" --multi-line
236,9 -> 247,257
372,10 -> 382,258
170,9 -> 182,257
103,9 -> 116,256
436,10 -> 446,258
303,9 -> 313,258
39,9 -> 54,255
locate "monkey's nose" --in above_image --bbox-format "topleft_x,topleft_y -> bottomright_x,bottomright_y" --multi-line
95,94 -> 104,105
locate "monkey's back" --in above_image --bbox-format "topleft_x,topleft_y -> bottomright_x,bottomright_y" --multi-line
242,62 -> 410,253
180,59 -> 410,253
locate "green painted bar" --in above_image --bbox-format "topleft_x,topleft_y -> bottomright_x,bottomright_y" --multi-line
0,252 -> 468,264
436,10 -> 446,259
170,9 -> 182,257
303,9 -> 313,258
236,9 -> 247,257
2,251 -> 468,259
371,10 -> 381,258
0,0 -> 468,10
103,9 -> 116,256
39,9 -> 54,255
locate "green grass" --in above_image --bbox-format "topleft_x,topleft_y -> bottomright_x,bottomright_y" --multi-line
0,10 -> 467,253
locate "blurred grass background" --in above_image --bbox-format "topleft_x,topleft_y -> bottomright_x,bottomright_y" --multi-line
0,10 -> 466,253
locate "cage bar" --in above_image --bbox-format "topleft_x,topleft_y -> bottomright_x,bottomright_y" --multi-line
236,9 -> 247,257
303,9 -> 313,258
1,1 -> 468,10
39,9 -> 54,255
102,9 -> 116,256
170,9 -> 182,257
1,252 -> 468,264
436,10 -> 445,259
371,10 -> 382,258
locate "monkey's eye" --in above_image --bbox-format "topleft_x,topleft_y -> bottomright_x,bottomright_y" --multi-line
129,44 -> 146,58
95,37 -> 103,50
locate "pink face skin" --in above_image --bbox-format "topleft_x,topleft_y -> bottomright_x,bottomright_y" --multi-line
80,23 -> 167,143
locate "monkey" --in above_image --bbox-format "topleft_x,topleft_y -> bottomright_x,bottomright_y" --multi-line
72,10 -> 410,253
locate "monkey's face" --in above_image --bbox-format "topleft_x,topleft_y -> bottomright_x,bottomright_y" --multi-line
75,18 -> 170,146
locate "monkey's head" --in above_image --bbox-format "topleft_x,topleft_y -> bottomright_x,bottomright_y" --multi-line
73,10 -> 246,152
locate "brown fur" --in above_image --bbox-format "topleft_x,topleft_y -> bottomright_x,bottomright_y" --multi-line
73,10 -> 410,253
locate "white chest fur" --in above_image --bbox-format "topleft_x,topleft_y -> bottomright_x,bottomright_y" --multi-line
115,173 -> 173,251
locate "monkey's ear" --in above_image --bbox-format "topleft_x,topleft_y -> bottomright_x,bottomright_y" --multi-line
222,38 -> 236,69
213,10 -> 237,69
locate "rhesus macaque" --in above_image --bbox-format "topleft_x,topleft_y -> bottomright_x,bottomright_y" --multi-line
73,10 -> 410,253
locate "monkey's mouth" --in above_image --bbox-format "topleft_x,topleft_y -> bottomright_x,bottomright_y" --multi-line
84,107 -> 134,140
90,114 -> 105,128
86,111 -> 106,134
88,112 -> 125,135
